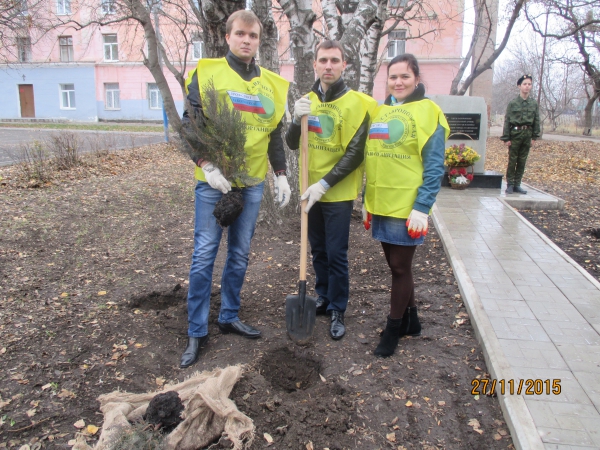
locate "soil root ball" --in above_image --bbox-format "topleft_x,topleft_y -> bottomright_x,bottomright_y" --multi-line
213,190 -> 244,227
143,390 -> 184,433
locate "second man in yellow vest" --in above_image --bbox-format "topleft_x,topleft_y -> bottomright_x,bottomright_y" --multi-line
285,40 -> 377,340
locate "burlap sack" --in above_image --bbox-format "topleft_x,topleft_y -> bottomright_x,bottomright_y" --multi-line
73,365 -> 254,450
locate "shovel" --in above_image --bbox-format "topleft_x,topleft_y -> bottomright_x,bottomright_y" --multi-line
286,115 -> 317,343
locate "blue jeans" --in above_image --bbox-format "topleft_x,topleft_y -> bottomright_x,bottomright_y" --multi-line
187,181 -> 264,337
307,201 -> 353,313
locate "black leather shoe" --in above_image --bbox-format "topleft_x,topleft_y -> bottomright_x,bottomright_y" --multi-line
218,320 -> 261,339
180,336 -> 208,369
505,184 -> 514,194
330,311 -> 345,340
513,185 -> 528,194
315,297 -> 329,315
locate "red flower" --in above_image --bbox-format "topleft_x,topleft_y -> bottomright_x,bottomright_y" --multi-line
467,174 -> 474,181
459,167 -> 467,175
449,168 -> 458,176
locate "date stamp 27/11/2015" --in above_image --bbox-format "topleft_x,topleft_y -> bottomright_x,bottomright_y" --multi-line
471,379 -> 561,396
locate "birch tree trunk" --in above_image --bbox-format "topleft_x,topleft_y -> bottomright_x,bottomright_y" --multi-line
276,0 -> 318,100
195,0 -> 244,58
253,0 -> 280,73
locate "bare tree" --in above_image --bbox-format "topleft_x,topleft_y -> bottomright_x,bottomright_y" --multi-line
524,0 -> 600,133
278,0 -> 443,99
450,0 -> 527,95
0,0 -> 57,64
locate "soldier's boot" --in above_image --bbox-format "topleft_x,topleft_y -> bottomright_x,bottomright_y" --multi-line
505,184 -> 514,194
513,185 -> 528,194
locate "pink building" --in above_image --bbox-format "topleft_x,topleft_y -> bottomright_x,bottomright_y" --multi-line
0,1 -> 463,121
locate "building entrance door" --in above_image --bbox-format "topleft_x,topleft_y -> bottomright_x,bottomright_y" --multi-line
19,84 -> 35,118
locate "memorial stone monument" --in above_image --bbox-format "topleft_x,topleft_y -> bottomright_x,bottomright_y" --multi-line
429,95 -> 502,188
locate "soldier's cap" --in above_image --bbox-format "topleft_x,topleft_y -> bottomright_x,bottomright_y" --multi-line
517,74 -> 533,86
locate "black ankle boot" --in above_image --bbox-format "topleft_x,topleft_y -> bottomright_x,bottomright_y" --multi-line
374,316 -> 403,358
399,306 -> 421,337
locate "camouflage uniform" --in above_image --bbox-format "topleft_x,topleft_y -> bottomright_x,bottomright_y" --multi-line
500,95 -> 540,188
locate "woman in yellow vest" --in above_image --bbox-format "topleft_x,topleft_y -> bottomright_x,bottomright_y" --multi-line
364,54 -> 450,357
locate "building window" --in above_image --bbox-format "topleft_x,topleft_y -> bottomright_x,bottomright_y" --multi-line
17,37 -> 31,62
105,83 -> 120,110
389,0 -> 407,7
17,0 -> 28,15
56,0 -> 71,14
103,34 -> 118,61
60,84 -> 76,109
387,30 -> 406,59
148,83 -> 161,109
192,40 -> 203,60
101,0 -> 116,14
59,36 -> 73,62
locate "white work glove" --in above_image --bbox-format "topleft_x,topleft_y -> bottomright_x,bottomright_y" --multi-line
362,203 -> 371,230
406,209 -> 429,239
273,174 -> 291,208
202,163 -> 231,194
300,181 -> 328,213
293,97 -> 312,123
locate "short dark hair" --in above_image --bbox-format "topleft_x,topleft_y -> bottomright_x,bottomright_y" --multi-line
226,10 -> 263,39
315,40 -> 345,61
387,53 -> 420,78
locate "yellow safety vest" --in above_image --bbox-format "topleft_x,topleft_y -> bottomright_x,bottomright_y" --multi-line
302,90 -> 377,202
192,58 -> 289,184
365,99 -> 450,218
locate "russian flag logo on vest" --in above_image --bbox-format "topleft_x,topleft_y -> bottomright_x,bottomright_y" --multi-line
227,91 -> 267,114
307,115 -> 323,134
369,122 -> 390,140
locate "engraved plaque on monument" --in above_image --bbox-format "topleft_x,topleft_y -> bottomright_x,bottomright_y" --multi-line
428,95 -> 502,188
445,113 -> 481,141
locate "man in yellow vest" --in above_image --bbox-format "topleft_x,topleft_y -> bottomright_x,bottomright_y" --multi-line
179,10 -> 290,369
285,40 -> 376,340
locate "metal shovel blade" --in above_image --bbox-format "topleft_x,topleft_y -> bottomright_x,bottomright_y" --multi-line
285,280 -> 317,343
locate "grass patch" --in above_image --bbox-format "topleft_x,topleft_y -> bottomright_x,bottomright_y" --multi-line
0,122 -> 164,133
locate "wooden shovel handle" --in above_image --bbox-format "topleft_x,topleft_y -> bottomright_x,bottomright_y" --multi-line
300,115 -> 309,281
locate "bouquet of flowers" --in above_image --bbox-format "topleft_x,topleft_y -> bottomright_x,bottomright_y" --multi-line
444,143 -> 480,167
448,166 -> 474,185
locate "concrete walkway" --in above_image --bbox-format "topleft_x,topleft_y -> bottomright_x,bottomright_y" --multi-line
433,183 -> 600,450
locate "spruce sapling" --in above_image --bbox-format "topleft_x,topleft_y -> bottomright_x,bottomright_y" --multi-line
178,79 -> 259,227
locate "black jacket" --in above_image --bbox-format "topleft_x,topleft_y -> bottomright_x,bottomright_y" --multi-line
182,51 -> 286,174
285,78 -> 370,188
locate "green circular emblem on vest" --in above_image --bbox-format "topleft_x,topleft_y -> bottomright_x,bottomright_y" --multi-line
257,94 -> 275,119
316,115 -> 335,139
384,119 -> 405,145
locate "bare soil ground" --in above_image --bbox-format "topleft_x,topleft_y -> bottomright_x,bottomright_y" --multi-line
0,144 -> 514,449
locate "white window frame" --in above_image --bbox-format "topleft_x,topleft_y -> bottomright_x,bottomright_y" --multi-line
192,40 -> 203,60
17,37 -> 31,62
60,84 -> 76,109
101,0 -> 116,14
387,30 -> 406,59
104,83 -> 120,110
56,0 -> 71,15
59,36 -> 73,62
103,34 -> 118,61
148,83 -> 161,109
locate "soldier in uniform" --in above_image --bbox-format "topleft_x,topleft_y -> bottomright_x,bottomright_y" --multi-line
500,74 -> 540,194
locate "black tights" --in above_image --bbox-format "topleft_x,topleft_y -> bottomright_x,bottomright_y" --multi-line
381,242 -> 416,319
